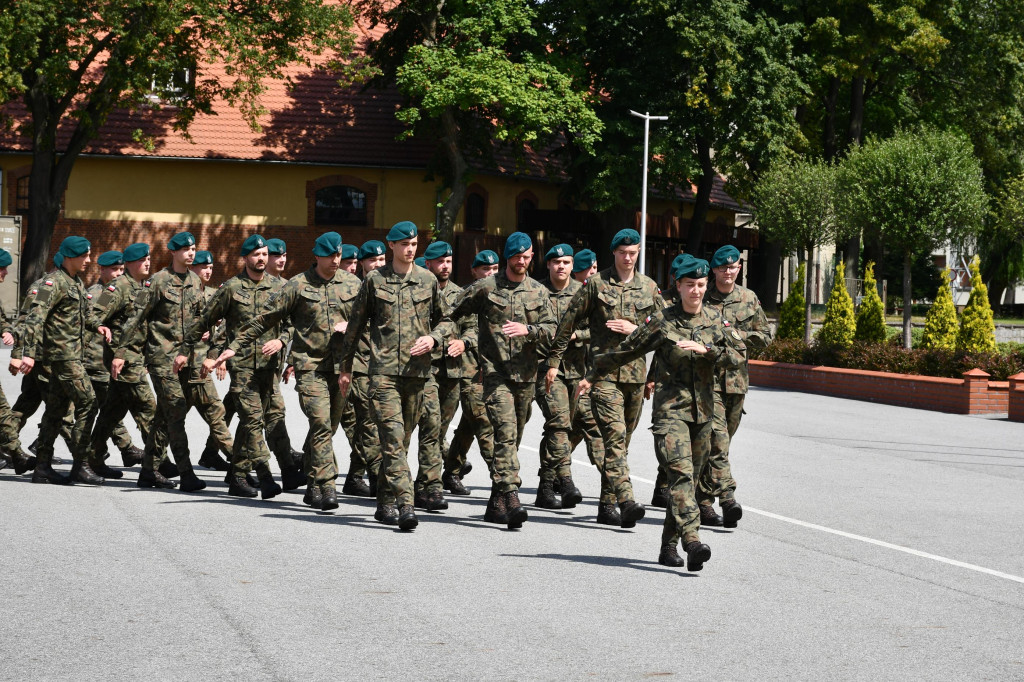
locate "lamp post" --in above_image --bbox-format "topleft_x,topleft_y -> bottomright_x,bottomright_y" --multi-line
629,110 -> 668,275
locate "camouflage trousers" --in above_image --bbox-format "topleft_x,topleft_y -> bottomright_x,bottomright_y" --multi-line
433,374 -> 462,470
347,373 -> 381,481
413,375 -> 444,494
653,417 -> 711,548
11,371 -> 73,447
90,377 -> 157,461
534,375 -> 575,482
368,374 -> 426,506
0,383 -> 24,453
590,380 -> 645,504
37,360 -> 95,465
483,375 -> 533,493
445,376 -> 495,476
294,369 -> 344,486
228,367 -> 279,475
211,378 -> 294,469
697,392 -> 740,505
87,378 -> 134,458
145,371 -> 234,474
571,389 -> 612,503
339,399 -> 362,475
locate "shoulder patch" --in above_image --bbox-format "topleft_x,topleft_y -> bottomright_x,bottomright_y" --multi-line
44,280 -> 54,286
723,320 -> 731,327
731,330 -> 741,340
107,284 -> 117,292
644,315 -> 653,325
30,289 -> 37,295
86,293 -> 93,299
144,280 -> 152,287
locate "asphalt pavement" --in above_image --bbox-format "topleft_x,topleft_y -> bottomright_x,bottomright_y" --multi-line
2,356 -> 1023,681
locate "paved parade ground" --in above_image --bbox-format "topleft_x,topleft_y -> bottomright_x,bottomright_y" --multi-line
2,359 -> 1023,681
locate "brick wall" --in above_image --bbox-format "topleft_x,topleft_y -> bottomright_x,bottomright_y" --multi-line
1009,374 -> 1024,422
749,361 -> 1011,416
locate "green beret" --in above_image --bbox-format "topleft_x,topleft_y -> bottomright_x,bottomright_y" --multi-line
341,244 -> 359,260
503,232 -> 532,258
386,221 -> 418,241
266,238 -> 287,255
167,231 -> 196,251
0,249 -> 11,268
423,241 -> 453,261
669,253 -> 686,279
572,249 -> 596,273
414,257 -> 426,268
473,250 -> 499,268
193,250 -> 213,265
359,241 -> 386,260
710,245 -> 741,268
545,243 -> 574,262
313,231 -> 343,257
97,251 -> 124,267
58,236 -> 91,258
54,253 -> 64,267
240,234 -> 267,257
123,243 -> 150,262
671,253 -> 710,280
610,229 -> 641,251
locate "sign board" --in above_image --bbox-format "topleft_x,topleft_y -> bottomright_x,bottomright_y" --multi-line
0,215 -> 21,316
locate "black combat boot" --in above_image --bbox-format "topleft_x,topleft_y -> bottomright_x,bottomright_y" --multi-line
158,459 -> 180,479
303,483 -> 322,509
619,500 -> 646,529
559,475 -> 583,509
658,545 -> 685,567
442,471 -> 469,495
227,472 -> 258,498
120,445 -> 144,468
483,485 -> 508,524
198,446 -> 230,471
178,465 -> 207,492
256,466 -> 282,500
650,486 -> 670,508
374,503 -> 399,525
31,463 -> 71,485
596,503 -> 621,526
397,504 -> 418,531
4,448 -> 37,475
427,490 -> 448,511
342,474 -> 371,497
534,479 -> 560,509
280,465 -> 305,492
504,490 -> 528,529
683,541 -> 712,572
320,483 -> 339,511
460,461 -> 473,477
138,468 -> 176,489
70,461 -> 104,485
89,458 -> 123,480
699,504 -> 723,527
721,500 -> 742,528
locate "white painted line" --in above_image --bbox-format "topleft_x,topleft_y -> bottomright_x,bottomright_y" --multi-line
525,448 -> 1024,585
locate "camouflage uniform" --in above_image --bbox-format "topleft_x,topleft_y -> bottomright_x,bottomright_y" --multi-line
19,268 -> 105,467
701,283 -> 772,504
84,280 -> 135,459
547,268 -> 664,505
445,271 -> 556,493
535,277 -> 581,484
230,266 -> 361,488
339,264 -> 447,507
347,324 -> 382,484
588,304 -> 745,549
90,274 -> 158,461
0,299 -> 26,455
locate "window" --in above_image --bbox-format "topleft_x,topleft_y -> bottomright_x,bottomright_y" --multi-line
15,176 -> 29,214
315,185 -> 368,226
517,198 -> 537,230
146,66 -> 196,104
466,192 -> 486,231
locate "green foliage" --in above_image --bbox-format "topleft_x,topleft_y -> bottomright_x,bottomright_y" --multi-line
855,261 -> 886,342
817,261 -> 856,348
957,256 -> 997,352
879,245 -> 944,301
981,172 -> 1024,305
754,156 -> 843,256
777,262 -> 807,340
921,268 -> 959,350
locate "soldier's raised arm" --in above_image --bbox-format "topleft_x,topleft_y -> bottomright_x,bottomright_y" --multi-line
546,280 -> 595,370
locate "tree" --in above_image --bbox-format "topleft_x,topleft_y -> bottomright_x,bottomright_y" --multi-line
352,0 -> 601,244
817,260 -> 856,348
855,261 -> 886,342
0,0 -> 353,290
776,262 -> 807,341
753,156 -> 845,344
921,268 -> 958,351
956,256 -> 997,353
837,127 -> 987,349
982,173 -> 1024,309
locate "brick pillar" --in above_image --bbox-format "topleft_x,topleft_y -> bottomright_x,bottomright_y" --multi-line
962,368 -> 991,414
1009,372 -> 1024,423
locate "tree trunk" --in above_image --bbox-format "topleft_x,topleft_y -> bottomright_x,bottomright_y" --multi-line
435,108 -> 470,245
686,135 -> 715,254
804,243 -> 815,346
848,75 -> 865,147
903,250 -> 913,349
751,238 -> 782,313
822,77 -> 840,162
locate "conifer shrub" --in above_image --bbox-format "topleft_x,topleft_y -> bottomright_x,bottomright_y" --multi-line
854,261 -> 886,342
776,262 -> 806,341
816,261 -> 856,348
956,256 -> 997,353
921,268 -> 958,350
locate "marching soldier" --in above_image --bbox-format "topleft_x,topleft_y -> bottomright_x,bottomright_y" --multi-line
0,248 -> 36,475
337,244 -> 372,497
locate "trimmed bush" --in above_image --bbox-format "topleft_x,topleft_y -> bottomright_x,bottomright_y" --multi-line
817,261 -> 856,348
777,262 -> 806,341
921,268 -> 959,350
956,256 -> 997,353
855,261 -> 886,342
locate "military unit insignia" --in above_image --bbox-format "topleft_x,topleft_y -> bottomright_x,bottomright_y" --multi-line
556,247 -> 564,256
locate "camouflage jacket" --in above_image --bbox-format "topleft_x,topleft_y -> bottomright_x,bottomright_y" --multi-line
182,271 -> 289,373
444,270 -> 556,384
539,277 -> 588,381
10,275 -> 44,358
21,268 -> 105,363
95,275 -> 148,383
340,264 -> 447,378
547,267 -> 664,384
115,267 -> 205,375
589,304 -> 745,427
85,280 -> 115,380
703,283 -> 773,394
231,266 -> 360,374
434,279 -> 478,380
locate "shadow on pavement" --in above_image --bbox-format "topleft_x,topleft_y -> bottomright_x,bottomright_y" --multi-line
500,552 -> 698,576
